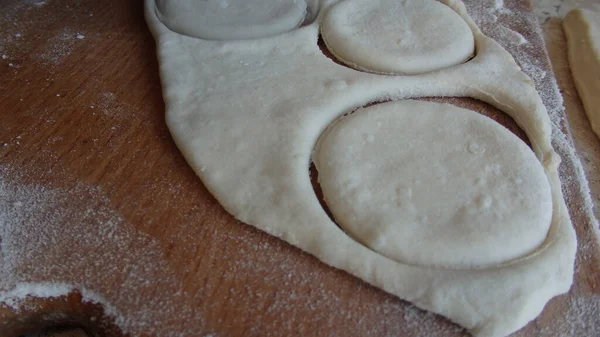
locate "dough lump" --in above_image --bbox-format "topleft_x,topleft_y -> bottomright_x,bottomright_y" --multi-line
155,0 -> 307,40
564,8 -> 600,139
145,0 -> 577,336
314,100 -> 552,268
321,0 -> 475,74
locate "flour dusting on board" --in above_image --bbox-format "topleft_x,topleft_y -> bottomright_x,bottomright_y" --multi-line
0,283 -> 117,315
0,166 -> 195,335
38,28 -> 80,66
472,1 -> 600,335
0,1 -> 47,65
0,164 -> 466,337
0,1 -> 86,72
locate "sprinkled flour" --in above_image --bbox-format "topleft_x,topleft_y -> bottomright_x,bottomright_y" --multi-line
0,283 -> 116,315
0,1 -> 88,72
38,28 -> 81,66
471,1 -> 600,336
0,166 -> 194,335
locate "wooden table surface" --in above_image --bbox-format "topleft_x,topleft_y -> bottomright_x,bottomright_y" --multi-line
0,1 -> 599,336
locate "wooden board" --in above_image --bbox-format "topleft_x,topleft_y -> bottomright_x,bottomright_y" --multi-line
0,0 -> 598,336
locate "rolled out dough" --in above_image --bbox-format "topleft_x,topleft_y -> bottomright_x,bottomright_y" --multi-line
145,0 -> 576,336
321,0 -> 475,75
564,8 -> 600,139
314,100 -> 552,268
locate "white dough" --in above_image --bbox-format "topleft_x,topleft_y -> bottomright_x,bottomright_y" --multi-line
145,0 -> 576,336
314,100 -> 552,268
155,0 -> 307,40
564,8 -> 600,140
321,0 -> 475,74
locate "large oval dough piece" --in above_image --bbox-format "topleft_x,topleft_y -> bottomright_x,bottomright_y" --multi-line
155,0 -> 307,40
321,0 -> 475,75
314,100 -> 552,268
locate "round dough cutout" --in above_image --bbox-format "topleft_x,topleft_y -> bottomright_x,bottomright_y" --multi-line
155,0 -> 307,40
313,100 -> 552,268
321,0 -> 475,74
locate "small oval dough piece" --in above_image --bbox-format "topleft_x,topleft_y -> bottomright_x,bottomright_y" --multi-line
155,0 -> 307,40
564,8 -> 600,139
314,100 -> 552,268
321,0 -> 475,75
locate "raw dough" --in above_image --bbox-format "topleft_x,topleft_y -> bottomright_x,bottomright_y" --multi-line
314,100 -> 552,268
145,0 -> 576,336
564,8 -> 600,139
155,0 -> 308,40
321,0 -> 475,74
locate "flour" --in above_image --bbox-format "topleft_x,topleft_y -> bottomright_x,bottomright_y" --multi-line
0,283 -> 118,316
0,1 -> 87,72
0,165 -> 194,336
38,28 -> 80,66
484,0 -> 504,11
0,0 -> 52,63
499,25 -> 528,45
473,2 -> 600,336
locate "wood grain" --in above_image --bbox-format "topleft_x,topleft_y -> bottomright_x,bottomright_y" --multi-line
0,0 -> 598,336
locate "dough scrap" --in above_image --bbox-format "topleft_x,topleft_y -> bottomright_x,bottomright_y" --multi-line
145,0 -> 577,336
155,0 -> 308,40
321,0 -> 475,74
314,100 -> 552,268
564,8 -> 600,139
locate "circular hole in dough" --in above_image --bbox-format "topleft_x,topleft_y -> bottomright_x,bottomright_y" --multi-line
155,0 -> 308,40
320,0 -> 475,75
313,100 -> 552,268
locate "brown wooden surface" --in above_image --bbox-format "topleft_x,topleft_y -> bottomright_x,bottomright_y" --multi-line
0,1 -> 598,337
